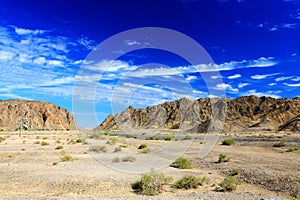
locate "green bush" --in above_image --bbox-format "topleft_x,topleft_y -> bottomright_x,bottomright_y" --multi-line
132,171 -> 173,196
122,156 -> 136,162
113,146 -> 122,152
219,176 -> 239,192
60,154 -> 72,162
218,153 -> 230,163
0,136 -> 6,143
231,168 -> 240,176
173,174 -> 206,189
221,139 -> 235,146
112,157 -> 121,163
273,141 -> 285,147
88,145 -> 108,153
183,135 -> 192,140
55,145 -> 64,150
170,157 -> 193,169
138,143 -> 147,149
287,147 -> 300,152
165,135 -> 175,141
41,141 -> 49,146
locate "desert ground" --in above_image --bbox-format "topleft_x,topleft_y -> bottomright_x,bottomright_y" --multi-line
0,130 -> 299,199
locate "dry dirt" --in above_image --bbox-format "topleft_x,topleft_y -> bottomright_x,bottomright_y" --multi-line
0,130 -> 299,199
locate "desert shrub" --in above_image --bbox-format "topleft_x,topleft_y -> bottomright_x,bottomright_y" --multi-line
140,148 -> 151,154
122,156 -> 136,162
219,176 -> 239,192
21,148 -> 26,151
88,145 -> 108,153
173,174 -> 206,189
55,145 -> 64,150
132,171 -> 173,196
52,161 -> 58,165
138,143 -> 147,149
107,138 -> 118,145
75,138 -> 83,143
34,141 -> 40,144
112,157 -> 121,163
42,137 -> 48,140
183,135 -> 192,140
231,168 -> 240,176
55,139 -> 61,143
218,153 -> 230,163
89,132 -> 105,140
0,136 -> 6,143
170,157 -> 193,169
60,154 -> 72,162
273,141 -> 285,147
125,135 -> 132,138
287,147 -> 300,152
103,131 -> 110,135
165,135 -> 175,141
113,146 -> 122,152
41,141 -> 49,146
221,139 -> 235,146
7,153 -> 15,158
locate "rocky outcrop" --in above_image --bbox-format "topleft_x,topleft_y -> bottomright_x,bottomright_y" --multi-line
95,96 -> 300,132
0,99 -> 77,130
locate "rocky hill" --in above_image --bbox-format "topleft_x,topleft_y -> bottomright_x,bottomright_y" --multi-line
0,99 -> 77,130
95,96 -> 300,132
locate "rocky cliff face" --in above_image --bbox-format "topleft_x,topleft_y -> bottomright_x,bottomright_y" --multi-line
0,99 -> 77,130
95,96 -> 300,132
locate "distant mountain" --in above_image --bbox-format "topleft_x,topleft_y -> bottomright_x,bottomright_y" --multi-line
95,96 -> 300,133
0,99 -> 77,130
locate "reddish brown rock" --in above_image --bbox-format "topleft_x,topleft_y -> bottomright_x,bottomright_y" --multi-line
0,99 -> 77,130
95,96 -> 300,132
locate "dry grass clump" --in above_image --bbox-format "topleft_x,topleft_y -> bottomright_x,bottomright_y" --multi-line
88,145 -> 108,153
173,174 -> 206,189
170,157 -> 193,169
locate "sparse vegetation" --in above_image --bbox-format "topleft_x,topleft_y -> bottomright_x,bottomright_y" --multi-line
219,176 -> 240,192
89,131 -> 106,140
273,141 -> 285,147
113,146 -> 122,152
107,138 -> 118,145
173,174 -> 206,189
122,156 -> 136,162
165,135 -> 175,141
55,145 -> 64,150
88,145 -> 108,153
52,161 -> 58,165
231,168 -> 240,176
183,135 -> 192,140
60,154 -> 72,162
140,148 -> 151,154
112,157 -> 121,163
132,171 -> 173,196
41,141 -> 49,146
7,153 -> 15,158
0,136 -> 6,143
171,157 -> 193,169
21,148 -> 26,151
34,141 -> 40,144
218,153 -> 230,163
138,143 -> 147,149
221,139 -> 235,146
287,147 -> 300,152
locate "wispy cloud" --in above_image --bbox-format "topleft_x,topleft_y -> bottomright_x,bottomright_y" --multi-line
215,83 -> 238,93
238,82 -> 250,88
284,82 -> 300,87
227,74 -> 241,79
245,89 -> 281,99
251,73 -> 280,80
14,27 -> 46,35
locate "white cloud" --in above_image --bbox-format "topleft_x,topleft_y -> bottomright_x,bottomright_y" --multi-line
238,83 -> 250,88
269,83 -> 277,86
77,37 -> 96,50
246,89 -> 281,99
284,83 -> 300,87
0,50 -> 14,60
292,77 -> 300,81
33,57 -> 46,65
215,83 -> 238,93
251,73 -> 280,80
227,74 -> 241,79
211,75 -> 222,79
125,40 -> 141,46
48,60 -> 64,66
186,75 -> 197,81
127,57 -> 277,77
275,76 -> 292,82
14,27 -> 45,35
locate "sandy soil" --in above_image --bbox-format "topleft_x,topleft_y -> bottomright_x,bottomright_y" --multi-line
0,130 -> 299,199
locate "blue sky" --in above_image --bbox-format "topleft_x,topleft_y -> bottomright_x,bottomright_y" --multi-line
0,0 -> 300,127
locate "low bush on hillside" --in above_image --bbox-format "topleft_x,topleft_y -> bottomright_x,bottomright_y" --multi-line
219,176 -> 240,192
170,157 -> 193,169
60,154 -> 72,162
88,145 -> 108,153
173,174 -> 206,189
0,136 -> 6,143
55,145 -> 64,150
273,141 -> 285,147
287,147 -> 300,152
221,139 -> 235,146
122,156 -> 136,162
218,153 -> 230,163
132,171 -> 173,196
138,143 -> 147,149
165,135 -> 175,141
